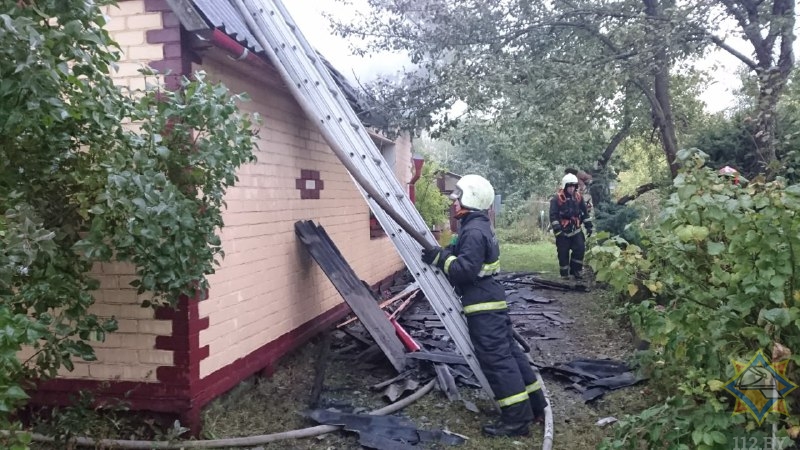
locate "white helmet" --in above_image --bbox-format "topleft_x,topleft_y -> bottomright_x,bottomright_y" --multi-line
561,173 -> 579,190
450,174 -> 495,210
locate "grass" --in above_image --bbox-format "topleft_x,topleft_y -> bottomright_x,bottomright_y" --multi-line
501,241 -> 558,274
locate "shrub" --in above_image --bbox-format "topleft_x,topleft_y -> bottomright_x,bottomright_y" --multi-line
414,160 -> 451,229
591,148 -> 800,449
0,1 -> 258,440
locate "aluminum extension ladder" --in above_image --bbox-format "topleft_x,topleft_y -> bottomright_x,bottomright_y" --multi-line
231,0 -> 495,402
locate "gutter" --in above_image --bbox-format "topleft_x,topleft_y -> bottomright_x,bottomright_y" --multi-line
204,28 -> 270,68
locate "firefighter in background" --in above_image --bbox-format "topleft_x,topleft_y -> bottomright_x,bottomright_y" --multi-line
550,173 -> 593,280
421,174 -> 547,437
719,165 -> 742,185
565,167 -> 593,212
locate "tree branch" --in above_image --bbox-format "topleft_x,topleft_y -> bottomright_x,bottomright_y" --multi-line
718,0 -> 770,64
775,0 -> 796,79
597,118 -> 632,169
709,34 -> 757,69
617,182 -> 657,205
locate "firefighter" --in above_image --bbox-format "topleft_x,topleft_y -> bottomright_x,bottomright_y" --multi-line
550,173 -> 593,280
421,174 -> 547,437
719,165 -> 741,185
565,167 -> 593,211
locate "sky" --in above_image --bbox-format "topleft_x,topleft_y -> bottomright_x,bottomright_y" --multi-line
283,0 -> 410,86
282,0 -> 748,113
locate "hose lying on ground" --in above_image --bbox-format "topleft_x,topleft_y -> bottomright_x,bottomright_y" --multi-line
7,379 -> 436,449
513,329 -> 555,450
535,368 -> 555,450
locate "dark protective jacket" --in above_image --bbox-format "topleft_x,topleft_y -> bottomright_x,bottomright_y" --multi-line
549,189 -> 593,236
438,210 -> 544,422
441,211 -> 503,308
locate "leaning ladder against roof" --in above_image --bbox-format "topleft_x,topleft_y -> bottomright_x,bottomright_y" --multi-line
230,0 -> 495,402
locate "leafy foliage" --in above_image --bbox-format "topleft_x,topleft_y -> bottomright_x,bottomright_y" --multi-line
592,203 -> 642,245
0,0 -> 258,437
413,158 -> 450,229
591,149 -> 800,449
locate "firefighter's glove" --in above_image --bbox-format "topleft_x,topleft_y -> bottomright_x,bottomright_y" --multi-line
552,223 -> 562,236
422,247 -> 451,270
586,227 -> 593,237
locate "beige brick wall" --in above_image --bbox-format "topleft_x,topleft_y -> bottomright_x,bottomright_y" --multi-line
196,51 -> 409,378
101,1 -> 164,91
53,1 -> 172,381
54,261 -> 173,381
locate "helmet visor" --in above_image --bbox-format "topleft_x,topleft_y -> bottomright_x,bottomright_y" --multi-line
449,187 -> 462,201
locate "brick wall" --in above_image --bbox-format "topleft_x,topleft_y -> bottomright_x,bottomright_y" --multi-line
102,1 -> 165,91
51,0 -> 174,382
196,49 -> 408,378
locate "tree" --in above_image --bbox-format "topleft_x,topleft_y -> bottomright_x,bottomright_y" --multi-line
333,0 -> 686,178
697,0 -> 796,173
334,0 -> 794,182
0,0 -> 257,438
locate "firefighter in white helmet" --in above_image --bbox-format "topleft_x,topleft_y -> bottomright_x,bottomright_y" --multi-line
421,174 -> 546,437
550,173 -> 593,279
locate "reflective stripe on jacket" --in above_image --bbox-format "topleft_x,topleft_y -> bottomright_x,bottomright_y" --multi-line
463,300 -> 507,315
447,212 -> 506,309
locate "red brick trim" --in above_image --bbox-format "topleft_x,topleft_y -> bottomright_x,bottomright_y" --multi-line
144,0 -> 190,90
153,291 -> 209,386
29,379 -> 190,413
295,169 -> 324,200
30,299 -> 353,431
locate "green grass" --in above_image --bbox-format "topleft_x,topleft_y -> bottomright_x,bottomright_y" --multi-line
501,241 -> 558,274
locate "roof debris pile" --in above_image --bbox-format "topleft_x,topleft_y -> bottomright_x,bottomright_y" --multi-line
541,359 -> 647,402
327,270 -> 576,410
306,410 -> 467,449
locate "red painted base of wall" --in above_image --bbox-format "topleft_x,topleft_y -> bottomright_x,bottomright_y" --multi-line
190,301 -> 351,412
29,267 -> 407,434
29,301 -> 351,431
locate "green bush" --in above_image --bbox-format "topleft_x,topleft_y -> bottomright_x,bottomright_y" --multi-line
414,160 -> 451,229
591,148 -> 800,449
593,202 -> 642,245
495,222 -> 550,244
0,0 -> 258,440
495,196 -> 551,244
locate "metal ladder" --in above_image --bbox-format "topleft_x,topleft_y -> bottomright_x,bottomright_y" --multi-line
231,0 -> 494,401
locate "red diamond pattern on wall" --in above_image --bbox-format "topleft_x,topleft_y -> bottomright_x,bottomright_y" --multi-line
296,169 -> 324,199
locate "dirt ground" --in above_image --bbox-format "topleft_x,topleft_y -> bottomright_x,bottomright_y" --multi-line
201,278 -> 657,450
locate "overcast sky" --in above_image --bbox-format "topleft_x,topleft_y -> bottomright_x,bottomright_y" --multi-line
283,0 -> 410,85
282,0 -> 747,113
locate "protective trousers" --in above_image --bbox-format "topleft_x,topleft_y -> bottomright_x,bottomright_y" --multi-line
556,231 -> 585,277
466,311 -> 544,423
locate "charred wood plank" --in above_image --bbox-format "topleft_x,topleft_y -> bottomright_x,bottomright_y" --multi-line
295,221 -> 406,372
406,350 -> 468,365
434,363 -> 461,401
